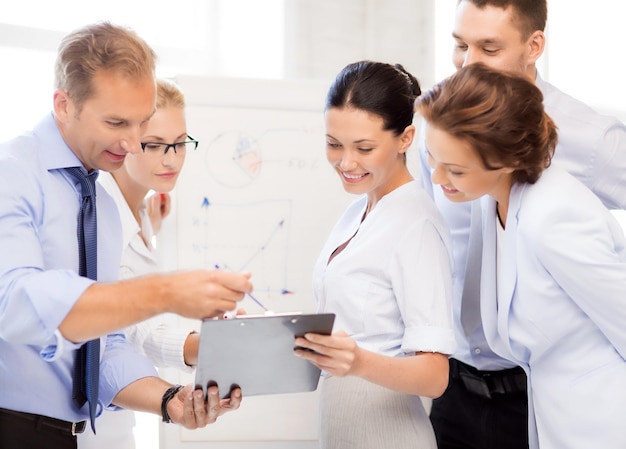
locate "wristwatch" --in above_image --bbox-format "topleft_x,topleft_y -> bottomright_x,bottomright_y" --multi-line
161,384 -> 183,423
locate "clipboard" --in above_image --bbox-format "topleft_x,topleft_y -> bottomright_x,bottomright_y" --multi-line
195,312 -> 335,399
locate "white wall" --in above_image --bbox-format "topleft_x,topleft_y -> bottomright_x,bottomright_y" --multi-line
543,0 -> 626,121
285,0 -> 436,87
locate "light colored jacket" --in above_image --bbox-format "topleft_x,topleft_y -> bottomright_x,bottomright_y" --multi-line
480,166 -> 626,449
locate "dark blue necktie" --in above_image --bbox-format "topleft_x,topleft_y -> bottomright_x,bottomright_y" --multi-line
65,166 -> 100,434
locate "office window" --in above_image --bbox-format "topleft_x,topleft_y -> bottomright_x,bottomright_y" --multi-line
545,0 -> 625,119
0,0 -> 284,142
433,0 -> 456,82
0,46 -> 57,141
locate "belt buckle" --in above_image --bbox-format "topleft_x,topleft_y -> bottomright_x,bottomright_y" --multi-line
71,421 -> 86,436
459,371 -> 492,399
486,374 -> 507,395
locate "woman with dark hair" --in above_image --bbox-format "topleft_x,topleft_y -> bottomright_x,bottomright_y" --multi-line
295,61 -> 456,449
416,62 -> 626,449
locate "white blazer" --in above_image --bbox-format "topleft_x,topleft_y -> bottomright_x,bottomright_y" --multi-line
479,166 -> 626,449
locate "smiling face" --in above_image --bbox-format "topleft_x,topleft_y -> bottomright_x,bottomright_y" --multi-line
424,123 -> 514,205
119,105 -> 188,194
325,107 -> 414,206
54,69 -> 156,172
452,1 -> 544,81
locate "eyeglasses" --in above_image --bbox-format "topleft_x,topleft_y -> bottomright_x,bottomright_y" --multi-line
140,135 -> 198,156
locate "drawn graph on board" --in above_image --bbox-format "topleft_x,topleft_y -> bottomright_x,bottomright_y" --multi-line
203,130 -> 262,188
192,197 -> 295,300
204,126 -> 327,189
176,103 -> 352,316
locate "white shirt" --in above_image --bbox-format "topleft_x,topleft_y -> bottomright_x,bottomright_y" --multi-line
98,171 -> 194,371
312,181 -> 456,358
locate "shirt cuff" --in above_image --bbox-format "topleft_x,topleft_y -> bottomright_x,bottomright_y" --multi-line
156,327 -> 196,373
40,329 -> 93,361
99,345 -> 158,409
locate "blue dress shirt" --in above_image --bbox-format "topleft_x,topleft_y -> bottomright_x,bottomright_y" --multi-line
0,113 -> 157,423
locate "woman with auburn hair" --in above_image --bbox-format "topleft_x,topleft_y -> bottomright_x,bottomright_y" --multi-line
416,62 -> 626,449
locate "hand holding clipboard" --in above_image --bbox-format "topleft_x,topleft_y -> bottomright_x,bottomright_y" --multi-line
195,312 -> 335,399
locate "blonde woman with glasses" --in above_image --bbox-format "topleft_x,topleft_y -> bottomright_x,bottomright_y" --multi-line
79,78 -> 203,449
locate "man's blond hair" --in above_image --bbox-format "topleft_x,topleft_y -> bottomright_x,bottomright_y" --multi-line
54,21 -> 157,110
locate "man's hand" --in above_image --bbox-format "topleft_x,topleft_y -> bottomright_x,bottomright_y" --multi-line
161,270 -> 253,320
167,384 -> 242,428
59,268 -> 253,342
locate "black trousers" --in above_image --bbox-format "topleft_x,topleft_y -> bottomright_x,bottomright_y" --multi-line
0,409 -> 78,449
429,359 -> 529,449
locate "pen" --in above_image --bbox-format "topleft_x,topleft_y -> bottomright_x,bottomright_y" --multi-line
246,292 -> 269,312
223,293 -> 272,317
214,264 -> 273,315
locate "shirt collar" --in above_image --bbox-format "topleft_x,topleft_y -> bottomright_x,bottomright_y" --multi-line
36,112 -> 88,172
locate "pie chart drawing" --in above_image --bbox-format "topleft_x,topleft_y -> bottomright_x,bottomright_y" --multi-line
204,130 -> 262,188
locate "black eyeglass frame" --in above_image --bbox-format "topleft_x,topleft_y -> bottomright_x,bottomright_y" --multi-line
140,135 -> 199,155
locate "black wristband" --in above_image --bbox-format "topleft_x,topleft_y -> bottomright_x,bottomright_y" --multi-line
161,384 -> 183,423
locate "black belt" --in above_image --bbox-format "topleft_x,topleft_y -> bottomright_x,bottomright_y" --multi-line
450,358 -> 527,399
0,408 -> 86,436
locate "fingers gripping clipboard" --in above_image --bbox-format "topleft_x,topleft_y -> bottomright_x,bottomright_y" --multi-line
195,313 -> 335,399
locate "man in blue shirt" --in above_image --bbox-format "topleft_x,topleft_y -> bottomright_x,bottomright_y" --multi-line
419,1 -> 626,448
0,22 -> 252,449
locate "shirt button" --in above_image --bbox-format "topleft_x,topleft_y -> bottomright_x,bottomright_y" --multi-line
474,348 -> 481,354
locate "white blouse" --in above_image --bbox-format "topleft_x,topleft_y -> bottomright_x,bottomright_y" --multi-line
98,172 -> 194,371
312,181 -> 456,357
